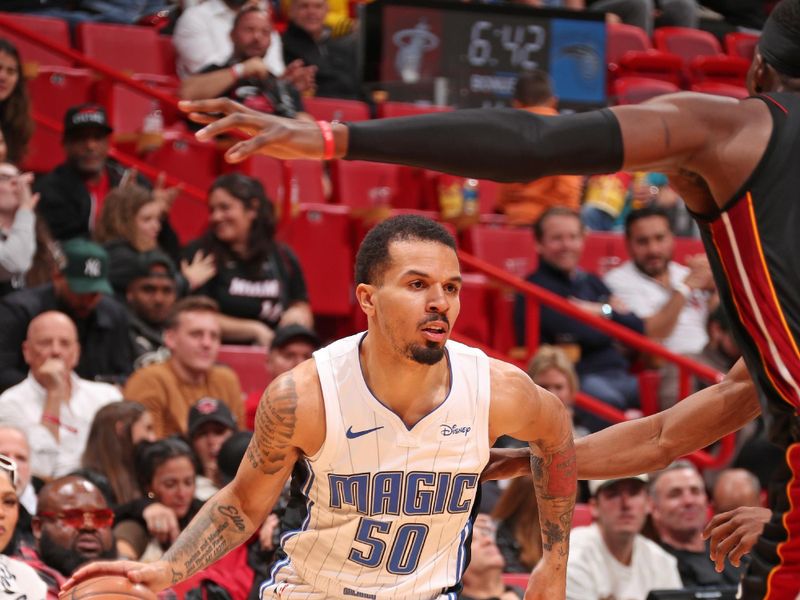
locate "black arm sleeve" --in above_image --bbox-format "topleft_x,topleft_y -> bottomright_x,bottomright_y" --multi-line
345,107 -> 623,183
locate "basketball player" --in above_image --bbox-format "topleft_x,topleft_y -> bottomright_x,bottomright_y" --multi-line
64,216 -> 576,599
158,3 -> 800,598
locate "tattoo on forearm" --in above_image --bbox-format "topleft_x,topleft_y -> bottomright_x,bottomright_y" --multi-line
162,500 -> 253,581
542,519 -> 565,551
246,373 -> 299,475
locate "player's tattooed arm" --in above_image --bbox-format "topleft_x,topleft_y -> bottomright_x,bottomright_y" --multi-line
246,372 -> 300,474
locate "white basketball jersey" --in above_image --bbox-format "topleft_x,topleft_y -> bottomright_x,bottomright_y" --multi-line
261,332 -> 491,600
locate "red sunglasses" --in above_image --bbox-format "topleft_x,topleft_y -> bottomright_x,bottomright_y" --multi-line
37,508 -> 114,529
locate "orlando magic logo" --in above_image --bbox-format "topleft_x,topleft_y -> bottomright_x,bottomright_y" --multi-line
559,43 -> 601,81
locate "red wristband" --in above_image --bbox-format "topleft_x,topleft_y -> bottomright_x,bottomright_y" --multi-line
316,120 -> 335,160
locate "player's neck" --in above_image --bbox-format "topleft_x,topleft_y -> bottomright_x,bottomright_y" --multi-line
359,334 -> 450,428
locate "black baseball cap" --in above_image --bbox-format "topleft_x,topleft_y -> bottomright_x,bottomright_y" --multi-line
63,103 -> 113,137
187,397 -> 237,439
122,250 -> 178,286
271,324 -> 321,351
217,430 -> 253,485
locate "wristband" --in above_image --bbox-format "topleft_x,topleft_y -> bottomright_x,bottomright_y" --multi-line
316,120 -> 335,160
673,281 -> 692,300
230,63 -> 246,79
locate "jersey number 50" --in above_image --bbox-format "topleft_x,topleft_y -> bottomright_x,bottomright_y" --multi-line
348,517 -> 430,575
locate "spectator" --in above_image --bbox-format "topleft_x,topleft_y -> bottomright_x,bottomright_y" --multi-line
604,206 -> 714,356
34,105 -> 179,258
21,476 -> 117,597
0,454 -> 47,599
581,171 -> 633,232
712,468 -> 762,514
514,207 -> 644,430
282,0 -> 362,99
119,250 -> 180,369
96,183 -> 206,298
0,39 -> 33,165
114,437 -> 203,561
245,323 -> 320,428
180,6 -> 312,121
123,296 -> 244,438
73,0 -> 172,24
650,461 -> 741,587
173,0 -> 286,79
496,71 -> 583,226
461,491 -> 522,600
183,174 -> 312,345
0,311 -> 121,479
77,401 -> 157,507
527,344 -> 589,438
0,425 -> 36,516
0,238 -> 133,391
0,162 -> 37,296
492,475 -> 541,574
186,397 -> 236,500
567,475 -> 682,600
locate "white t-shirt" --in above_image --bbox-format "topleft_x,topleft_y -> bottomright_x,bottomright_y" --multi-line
604,261 -> 709,354
0,373 -> 121,478
0,554 -> 47,600
172,0 -> 285,78
567,524 -> 683,600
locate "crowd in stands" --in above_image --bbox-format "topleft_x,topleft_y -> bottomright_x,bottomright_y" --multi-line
0,0 -> 782,598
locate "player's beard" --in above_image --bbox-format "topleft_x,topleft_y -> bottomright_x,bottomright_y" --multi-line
407,342 -> 445,365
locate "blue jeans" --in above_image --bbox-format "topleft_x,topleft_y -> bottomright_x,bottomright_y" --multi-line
578,370 -> 640,432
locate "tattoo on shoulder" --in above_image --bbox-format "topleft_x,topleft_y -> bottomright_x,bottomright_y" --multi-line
246,373 -> 299,475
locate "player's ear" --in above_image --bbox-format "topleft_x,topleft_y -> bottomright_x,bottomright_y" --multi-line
355,283 -> 377,317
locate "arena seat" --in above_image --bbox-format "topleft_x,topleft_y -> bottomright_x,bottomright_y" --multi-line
376,101 -> 453,119
288,159 -> 327,205
607,24 -> 683,87
303,96 -> 371,122
23,127 -> 64,174
462,225 -> 538,279
672,236 -> 705,264
229,155 -> 286,206
724,32 -> 758,61
607,22 -> 652,63
653,26 -> 722,64
688,54 -> 750,87
0,13 -> 72,69
278,205 -> 354,318
572,503 -> 594,527
579,231 -> 628,275
452,274 -> 494,347
216,345 -> 268,399
612,76 -> 681,105
101,77 -> 180,136
330,160 -> 401,210
76,22 -> 167,76
689,81 -> 748,99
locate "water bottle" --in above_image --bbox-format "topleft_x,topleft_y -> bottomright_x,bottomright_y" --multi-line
462,178 -> 480,217
139,101 -> 164,153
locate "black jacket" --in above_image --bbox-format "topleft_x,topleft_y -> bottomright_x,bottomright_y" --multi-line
34,159 -> 180,261
0,283 -> 133,391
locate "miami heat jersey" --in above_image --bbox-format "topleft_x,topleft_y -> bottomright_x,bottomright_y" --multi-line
261,333 -> 491,600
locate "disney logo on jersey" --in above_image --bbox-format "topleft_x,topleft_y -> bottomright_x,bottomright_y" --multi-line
440,424 -> 471,437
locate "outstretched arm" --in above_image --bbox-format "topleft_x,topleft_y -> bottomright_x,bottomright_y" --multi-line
63,369 -> 311,592
490,360 -> 576,600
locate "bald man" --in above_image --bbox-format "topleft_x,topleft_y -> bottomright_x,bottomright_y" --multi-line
0,311 -> 121,479
18,476 -> 117,597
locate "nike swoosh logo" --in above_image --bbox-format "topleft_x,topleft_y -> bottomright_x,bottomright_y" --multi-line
346,425 -> 385,439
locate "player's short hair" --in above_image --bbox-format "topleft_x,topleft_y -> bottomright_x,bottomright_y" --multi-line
513,70 -> 554,107
624,205 -> 672,237
355,215 -> 457,285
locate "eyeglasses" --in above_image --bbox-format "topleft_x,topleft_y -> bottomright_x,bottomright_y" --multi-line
0,454 -> 17,488
37,508 -> 114,529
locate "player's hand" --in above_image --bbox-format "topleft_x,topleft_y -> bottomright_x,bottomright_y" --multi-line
702,505 -> 770,572
60,560 -> 174,594
481,447 -> 531,482
178,98 -> 331,162
523,560 -> 566,600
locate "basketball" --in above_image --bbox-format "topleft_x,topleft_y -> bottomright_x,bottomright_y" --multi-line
65,575 -> 158,600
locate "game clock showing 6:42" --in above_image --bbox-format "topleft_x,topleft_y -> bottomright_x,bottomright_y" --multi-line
363,0 -> 607,110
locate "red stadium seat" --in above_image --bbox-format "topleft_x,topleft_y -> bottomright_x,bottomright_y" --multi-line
231,155 -> 286,207
330,160 -> 401,210
303,96 -> 371,122
502,573 -> 529,589
572,503 -> 594,527
376,101 -> 453,119
724,32 -> 758,61
673,236 -> 705,264
216,345 -> 268,399
278,205 -> 354,317
452,274 -> 494,347
157,36 -> 178,78
77,22 -> 167,76
101,77 -> 180,136
607,22 -> 652,63
689,54 -> 750,87
612,76 -> 680,105
288,159 -> 327,205
580,231 -> 628,275
23,127 -> 64,173
27,66 -> 94,120
0,13 -> 72,69
690,81 -> 748,99
616,50 -> 684,87
653,26 -> 723,63
462,225 -> 538,279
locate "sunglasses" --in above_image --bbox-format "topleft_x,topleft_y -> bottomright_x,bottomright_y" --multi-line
37,508 -> 114,529
0,454 -> 17,488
